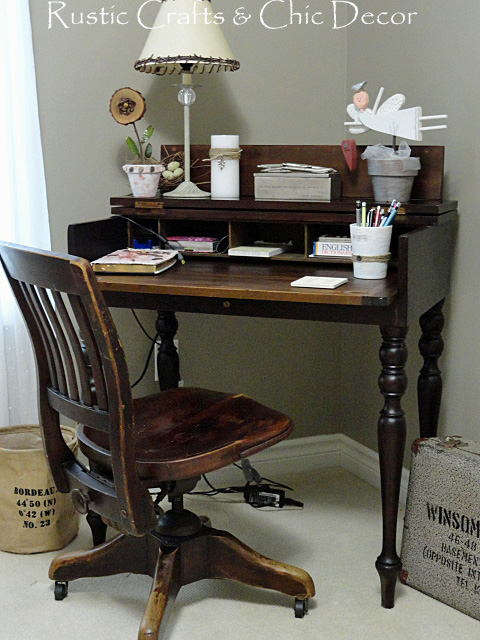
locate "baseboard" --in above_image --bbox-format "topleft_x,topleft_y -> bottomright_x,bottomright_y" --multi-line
250,433 -> 410,505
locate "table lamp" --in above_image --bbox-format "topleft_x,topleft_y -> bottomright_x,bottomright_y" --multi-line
135,0 -> 240,198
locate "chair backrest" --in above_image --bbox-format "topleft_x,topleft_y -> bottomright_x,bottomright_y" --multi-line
0,242 -> 156,536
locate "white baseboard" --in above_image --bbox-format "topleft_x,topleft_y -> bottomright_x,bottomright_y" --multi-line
250,433 -> 410,505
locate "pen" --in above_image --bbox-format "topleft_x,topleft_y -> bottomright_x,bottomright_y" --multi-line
361,201 -> 367,227
387,199 -> 396,214
355,200 -> 362,226
367,208 -> 374,227
384,202 -> 401,226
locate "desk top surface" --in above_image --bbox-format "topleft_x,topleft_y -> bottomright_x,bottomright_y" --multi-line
96,259 -> 398,307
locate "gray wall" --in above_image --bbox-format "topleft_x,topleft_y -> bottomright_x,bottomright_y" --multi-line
29,0 -> 479,459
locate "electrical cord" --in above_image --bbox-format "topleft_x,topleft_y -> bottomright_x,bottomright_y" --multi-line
189,468 -> 303,509
131,331 -> 159,389
131,309 -> 158,343
113,214 -> 186,263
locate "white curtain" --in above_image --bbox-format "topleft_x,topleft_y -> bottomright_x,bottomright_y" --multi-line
0,0 -> 51,425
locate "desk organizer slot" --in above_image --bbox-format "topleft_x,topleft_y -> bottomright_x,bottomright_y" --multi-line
127,219 -> 162,248
229,221 -> 305,257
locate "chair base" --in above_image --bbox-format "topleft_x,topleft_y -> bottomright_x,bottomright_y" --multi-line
50,516 -> 315,639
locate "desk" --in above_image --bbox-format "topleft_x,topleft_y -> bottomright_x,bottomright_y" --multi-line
68,144 -> 457,609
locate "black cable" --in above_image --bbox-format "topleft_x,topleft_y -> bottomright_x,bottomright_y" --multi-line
232,462 -> 294,492
189,474 -> 246,496
131,331 -> 158,388
188,471 -> 303,508
215,235 -> 230,254
114,214 -> 185,263
131,309 -> 159,343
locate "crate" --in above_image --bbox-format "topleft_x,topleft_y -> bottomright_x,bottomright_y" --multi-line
401,437 -> 480,620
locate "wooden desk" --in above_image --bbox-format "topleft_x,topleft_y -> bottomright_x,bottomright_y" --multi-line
68,145 -> 457,609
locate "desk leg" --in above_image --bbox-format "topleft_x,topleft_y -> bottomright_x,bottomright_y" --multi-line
418,300 -> 444,438
376,326 -> 407,608
155,311 -> 180,391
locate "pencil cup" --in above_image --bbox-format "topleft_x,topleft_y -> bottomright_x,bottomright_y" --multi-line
350,223 -> 393,280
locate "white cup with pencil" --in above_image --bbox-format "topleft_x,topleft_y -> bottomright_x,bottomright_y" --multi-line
351,200 -> 399,279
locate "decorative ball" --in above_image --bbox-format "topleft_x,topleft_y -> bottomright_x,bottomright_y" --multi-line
167,161 -> 181,172
173,167 -> 184,178
162,170 -> 174,180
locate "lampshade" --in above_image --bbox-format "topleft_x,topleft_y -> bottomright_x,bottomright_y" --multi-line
135,0 -> 240,75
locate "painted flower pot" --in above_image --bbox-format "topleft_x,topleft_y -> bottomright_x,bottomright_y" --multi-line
123,164 -> 163,197
367,158 -> 419,203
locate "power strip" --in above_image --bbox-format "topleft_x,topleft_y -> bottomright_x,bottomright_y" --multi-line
153,340 -> 183,386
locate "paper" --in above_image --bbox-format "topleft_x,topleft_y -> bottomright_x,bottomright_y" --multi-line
290,276 -> 348,289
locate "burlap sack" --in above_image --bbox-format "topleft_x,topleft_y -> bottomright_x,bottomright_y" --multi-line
0,425 -> 79,554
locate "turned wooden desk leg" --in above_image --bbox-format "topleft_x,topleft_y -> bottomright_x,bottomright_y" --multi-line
418,300 -> 445,438
376,326 -> 408,609
155,311 -> 180,391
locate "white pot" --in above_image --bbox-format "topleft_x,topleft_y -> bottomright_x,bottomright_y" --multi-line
123,164 -> 163,197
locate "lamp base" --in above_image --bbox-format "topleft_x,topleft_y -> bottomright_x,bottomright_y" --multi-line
164,181 -> 210,199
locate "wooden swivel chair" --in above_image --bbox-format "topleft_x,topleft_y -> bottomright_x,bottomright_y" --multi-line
0,242 -> 315,639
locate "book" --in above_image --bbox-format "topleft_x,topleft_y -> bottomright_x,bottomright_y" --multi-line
311,236 -> 352,258
167,236 -> 219,252
290,276 -> 348,289
91,248 -> 178,274
228,245 -> 287,258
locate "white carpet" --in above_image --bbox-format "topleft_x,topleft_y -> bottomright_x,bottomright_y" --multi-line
1,459 -> 478,640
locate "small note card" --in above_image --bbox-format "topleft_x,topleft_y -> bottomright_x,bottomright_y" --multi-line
290,276 -> 348,289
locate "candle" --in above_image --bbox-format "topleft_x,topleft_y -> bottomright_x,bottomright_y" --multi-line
210,135 -> 241,200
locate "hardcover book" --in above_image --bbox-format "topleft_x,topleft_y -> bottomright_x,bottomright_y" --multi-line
91,248 -> 178,274
312,236 -> 352,258
167,236 -> 219,252
228,245 -> 286,258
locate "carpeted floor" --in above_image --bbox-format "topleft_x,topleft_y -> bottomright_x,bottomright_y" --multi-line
1,461 -> 477,640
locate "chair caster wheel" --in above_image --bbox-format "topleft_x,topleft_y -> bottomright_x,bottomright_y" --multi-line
294,598 -> 308,618
54,581 -> 68,601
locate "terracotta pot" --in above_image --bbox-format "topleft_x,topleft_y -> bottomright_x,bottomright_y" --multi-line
367,158 -> 419,203
123,164 -> 164,197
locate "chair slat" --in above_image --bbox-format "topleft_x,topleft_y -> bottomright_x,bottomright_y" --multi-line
68,294 -> 108,411
20,281 -> 59,391
25,284 -> 68,396
52,291 -> 93,406
38,288 -> 79,402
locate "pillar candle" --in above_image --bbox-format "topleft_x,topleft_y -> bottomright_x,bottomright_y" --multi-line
210,135 -> 240,200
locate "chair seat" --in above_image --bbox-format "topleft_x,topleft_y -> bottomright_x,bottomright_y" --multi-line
78,387 -> 293,483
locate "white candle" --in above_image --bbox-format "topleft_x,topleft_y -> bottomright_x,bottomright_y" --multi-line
210,135 -> 240,200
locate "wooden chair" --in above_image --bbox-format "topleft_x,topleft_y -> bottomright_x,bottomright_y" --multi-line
0,242 -> 315,639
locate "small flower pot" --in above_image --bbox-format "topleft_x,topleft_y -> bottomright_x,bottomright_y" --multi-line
367,158 -> 419,203
123,164 -> 164,197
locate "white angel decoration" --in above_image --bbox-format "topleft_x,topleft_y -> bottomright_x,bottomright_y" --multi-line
344,82 -> 448,142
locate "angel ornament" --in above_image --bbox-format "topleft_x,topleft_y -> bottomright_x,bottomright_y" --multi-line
345,82 -> 447,142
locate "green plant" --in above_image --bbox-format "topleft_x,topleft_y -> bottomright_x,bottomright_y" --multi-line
126,125 -> 156,164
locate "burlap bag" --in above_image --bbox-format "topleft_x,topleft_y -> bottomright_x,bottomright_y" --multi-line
0,425 -> 79,554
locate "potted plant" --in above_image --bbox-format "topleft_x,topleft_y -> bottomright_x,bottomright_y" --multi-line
110,87 -> 164,197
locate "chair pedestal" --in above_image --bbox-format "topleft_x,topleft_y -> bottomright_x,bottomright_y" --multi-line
50,512 -> 315,639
